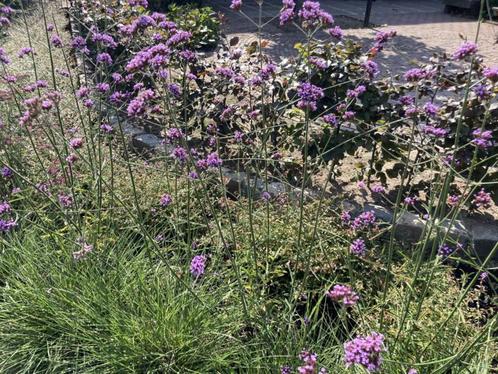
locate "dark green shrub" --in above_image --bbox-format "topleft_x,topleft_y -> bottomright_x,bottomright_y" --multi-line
168,4 -> 220,50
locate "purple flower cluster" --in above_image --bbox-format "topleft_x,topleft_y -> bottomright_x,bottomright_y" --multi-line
91,32 -> 118,49
206,152 -> 223,168
280,0 -> 295,25
190,254 -> 207,277
437,244 -> 455,258
404,68 -> 433,82
1,166 -> 12,178
171,146 -> 188,163
127,89 -> 155,117
453,41 -> 478,60
297,350 -> 327,374
126,44 -> 171,72
423,102 -> 439,117
471,129 -> 493,149
96,52 -> 113,65
447,194 -> 460,207
326,284 -> 359,306
327,25 -> 343,40
362,60 -> 379,79
230,0 -> 242,11
298,1 -> 333,28
472,188 -> 492,208
73,242 -> 93,260
58,193 -> 74,208
344,332 -> 385,372
347,85 -> 366,98
423,125 -> 448,138
18,47 -> 35,59
473,84 -> 491,100
0,218 -> 16,233
371,184 -> 385,194
71,36 -> 90,54
160,193 -> 172,207
350,238 -> 367,257
0,47 -> 11,65
483,66 -> 498,82
373,29 -> 396,51
297,82 -> 324,111
0,201 -> 11,215
350,211 -> 377,231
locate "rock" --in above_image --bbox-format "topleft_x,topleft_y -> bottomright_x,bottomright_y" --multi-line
132,133 -> 162,154
462,218 -> 498,263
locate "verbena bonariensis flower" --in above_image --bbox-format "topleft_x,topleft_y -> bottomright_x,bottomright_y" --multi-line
404,196 -> 417,206
230,0 -> 242,11
0,16 -> 10,27
473,84 -> 491,100
168,83 -> 182,98
0,201 -> 11,215
423,102 -> 439,117
50,34 -> 63,47
399,95 -> 414,106
297,350 -> 327,374
452,41 -> 478,60
350,238 -> 367,257
190,255 -> 206,277
327,25 -> 343,39
447,194 -> 460,207
100,123 -> 113,133
298,1 -> 334,28
423,125 -> 448,138
73,242 -> 93,260
373,30 -> 396,50
0,218 -> 16,233
403,68 -> 432,82
326,284 -> 359,306
407,369 -> 418,374
96,52 -> 113,65
371,184 -> 385,194
438,243 -> 454,258
0,47 -> 11,64
91,32 -> 118,49
58,193 -> 73,208
483,66 -> 498,82
128,0 -> 148,7
160,193 -> 172,207
472,188 -> 492,208
280,366 -> 292,374
166,127 -> 184,141
0,6 -> 13,15
347,85 -> 366,98
344,332 -> 385,372
127,89 -> 155,117
17,47 -> 35,58
206,152 -> 223,168
323,113 -> 337,126
166,30 -> 192,47
69,137 -> 84,149
171,146 -> 188,163
1,166 -> 13,178
279,0 -> 295,25
126,44 -> 171,72
471,129 -> 493,149
260,63 -> 277,79
297,82 -> 324,111
362,60 -> 379,79
351,211 -> 376,230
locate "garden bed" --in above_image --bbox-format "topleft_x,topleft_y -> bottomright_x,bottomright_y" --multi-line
0,0 -> 496,372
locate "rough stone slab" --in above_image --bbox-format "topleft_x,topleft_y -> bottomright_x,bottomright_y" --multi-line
132,133 -> 163,154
